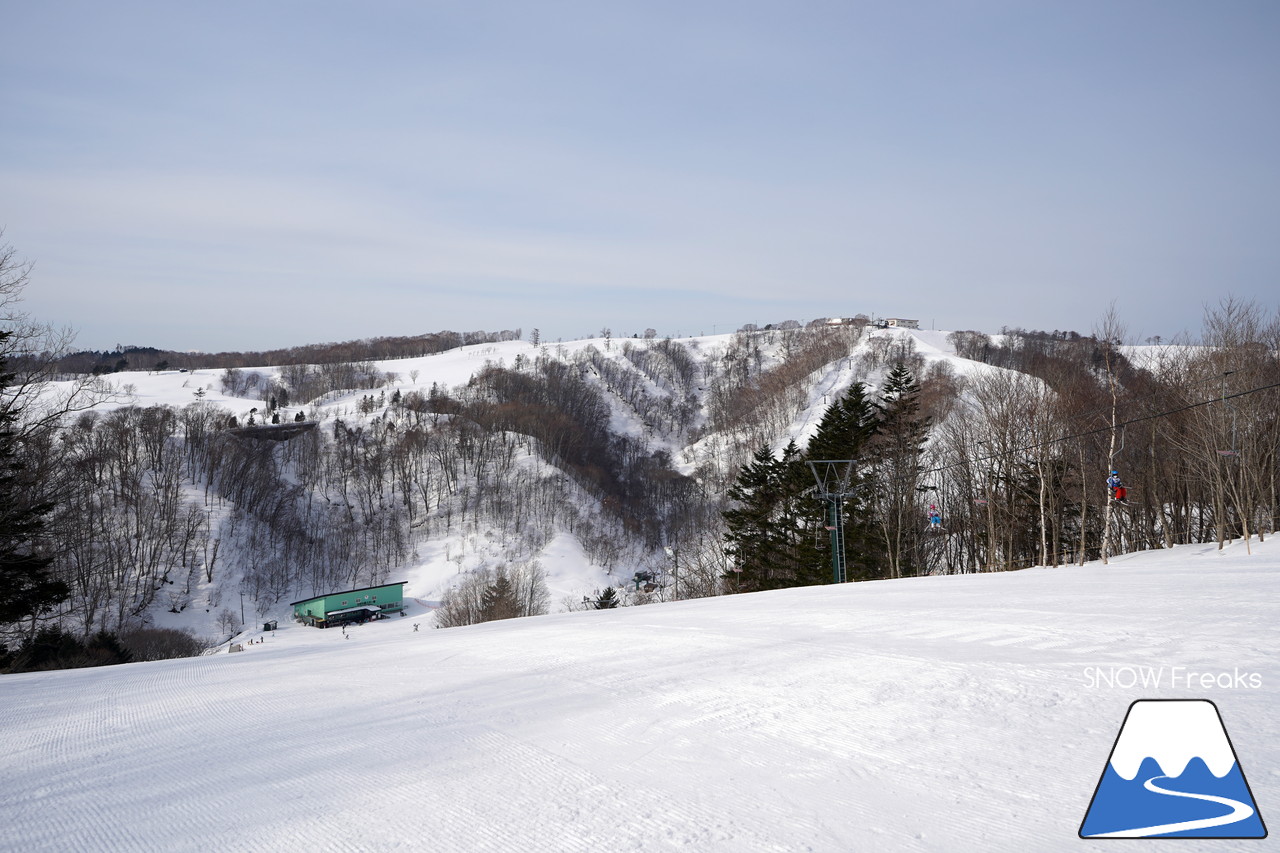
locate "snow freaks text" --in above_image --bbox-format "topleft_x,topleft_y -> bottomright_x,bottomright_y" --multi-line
1083,666 -> 1263,690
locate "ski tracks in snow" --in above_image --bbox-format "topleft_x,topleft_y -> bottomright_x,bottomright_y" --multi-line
3,544 -> 1278,852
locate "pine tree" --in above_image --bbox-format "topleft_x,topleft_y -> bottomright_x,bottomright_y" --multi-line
0,625 -> 132,672
803,384 -> 884,581
723,445 -> 789,591
773,439 -> 827,587
806,382 -> 879,462
723,441 -> 826,590
480,570 -> 520,621
594,586 -> 620,609
0,331 -> 69,624
871,362 -> 932,578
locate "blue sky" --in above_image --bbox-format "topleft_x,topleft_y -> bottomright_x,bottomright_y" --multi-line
3,1 -> 1278,352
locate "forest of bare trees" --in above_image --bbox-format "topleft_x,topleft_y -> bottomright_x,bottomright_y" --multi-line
815,301 -> 1280,580
4,277 -> 1278,649
49,329 -> 524,376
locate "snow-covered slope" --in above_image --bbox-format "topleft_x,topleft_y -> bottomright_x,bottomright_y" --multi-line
45,336 -> 670,627
3,538 -> 1275,852
37,327 -> 1177,636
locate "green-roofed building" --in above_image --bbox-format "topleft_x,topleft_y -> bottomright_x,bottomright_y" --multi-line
290,581 -> 407,628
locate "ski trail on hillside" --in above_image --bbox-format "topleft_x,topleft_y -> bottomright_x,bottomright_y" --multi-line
786,356 -> 857,450
1086,775 -> 1255,838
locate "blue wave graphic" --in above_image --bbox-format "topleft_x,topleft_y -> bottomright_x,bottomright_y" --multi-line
1081,756 -> 1266,838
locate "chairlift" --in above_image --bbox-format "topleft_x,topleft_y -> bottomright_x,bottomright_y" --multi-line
925,504 -> 947,534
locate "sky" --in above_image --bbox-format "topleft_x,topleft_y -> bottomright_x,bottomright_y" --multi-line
3,1 -> 1279,353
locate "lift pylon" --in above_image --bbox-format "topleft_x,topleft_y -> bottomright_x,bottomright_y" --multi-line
808,460 -> 859,583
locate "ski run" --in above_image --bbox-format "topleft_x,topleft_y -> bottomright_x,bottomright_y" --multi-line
2,536 -> 1276,852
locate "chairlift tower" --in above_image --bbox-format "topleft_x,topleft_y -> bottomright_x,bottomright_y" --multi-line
808,460 -> 859,584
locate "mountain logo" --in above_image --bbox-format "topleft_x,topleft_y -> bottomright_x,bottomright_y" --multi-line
1080,699 -> 1267,838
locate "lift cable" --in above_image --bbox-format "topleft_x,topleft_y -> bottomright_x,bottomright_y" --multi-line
921,376 -> 1280,478
1052,368 -> 1236,433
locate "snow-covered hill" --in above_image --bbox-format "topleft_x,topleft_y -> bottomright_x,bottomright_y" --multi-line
45,327 -> 957,634
45,334 -> 707,632
3,537 -> 1275,851
37,324 -> 1188,642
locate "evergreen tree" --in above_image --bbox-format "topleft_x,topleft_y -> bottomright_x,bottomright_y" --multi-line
870,362 -> 932,578
0,626 -> 131,673
774,439 -> 828,587
723,385 -> 893,592
806,382 -> 879,462
723,445 -> 788,591
803,383 -> 884,581
480,570 -> 520,621
723,441 -> 825,590
594,586 -> 620,609
0,331 -> 69,624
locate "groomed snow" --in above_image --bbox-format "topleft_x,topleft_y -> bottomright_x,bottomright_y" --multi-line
3,538 -> 1276,852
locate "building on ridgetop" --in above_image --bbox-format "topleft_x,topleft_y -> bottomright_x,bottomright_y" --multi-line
291,581 -> 407,628
873,317 -> 920,329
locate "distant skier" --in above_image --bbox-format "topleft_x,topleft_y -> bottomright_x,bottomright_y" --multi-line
1107,470 -> 1127,503
928,505 -> 943,529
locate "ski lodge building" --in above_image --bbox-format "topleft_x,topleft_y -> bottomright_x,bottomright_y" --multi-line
826,315 -> 921,330
872,317 -> 920,329
291,581 -> 407,628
